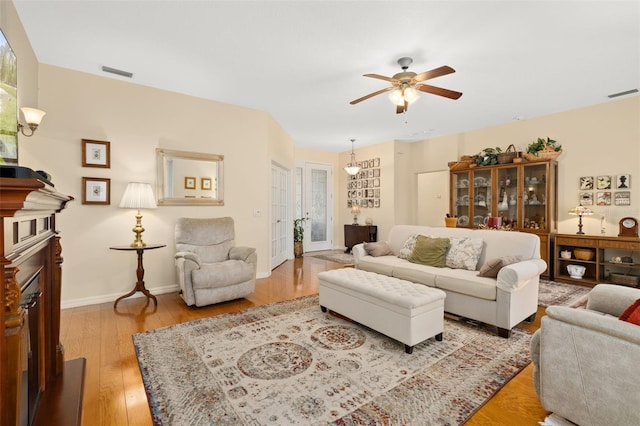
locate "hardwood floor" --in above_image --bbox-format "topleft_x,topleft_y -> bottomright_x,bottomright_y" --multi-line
60,257 -> 549,425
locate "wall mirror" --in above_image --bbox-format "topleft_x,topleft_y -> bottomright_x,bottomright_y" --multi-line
156,148 -> 224,205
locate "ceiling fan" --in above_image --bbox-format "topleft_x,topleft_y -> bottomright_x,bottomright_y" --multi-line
350,57 -> 463,114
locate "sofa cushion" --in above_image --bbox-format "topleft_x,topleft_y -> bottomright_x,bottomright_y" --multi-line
358,255 -> 406,276
478,255 -> 523,278
391,262 -> 438,287
435,269 -> 498,301
192,260 -> 255,290
620,299 -> 640,325
446,237 -> 484,270
364,241 -> 393,257
409,235 -> 450,267
398,234 -> 419,259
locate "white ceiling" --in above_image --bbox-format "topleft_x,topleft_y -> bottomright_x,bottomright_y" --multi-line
12,1 -> 640,152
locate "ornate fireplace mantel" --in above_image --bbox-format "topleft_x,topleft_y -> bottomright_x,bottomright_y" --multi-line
1,174 -> 77,426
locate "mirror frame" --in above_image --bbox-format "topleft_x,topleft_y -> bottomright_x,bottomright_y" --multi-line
156,148 -> 224,206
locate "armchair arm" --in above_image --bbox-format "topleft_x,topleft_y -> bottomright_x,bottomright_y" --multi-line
229,246 -> 256,262
586,283 -> 640,317
352,243 -> 367,266
496,258 -> 547,292
546,305 -> 640,345
175,251 -> 201,267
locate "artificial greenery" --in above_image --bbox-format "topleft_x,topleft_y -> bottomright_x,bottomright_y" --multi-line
293,218 -> 307,242
476,147 -> 502,166
526,137 -> 562,156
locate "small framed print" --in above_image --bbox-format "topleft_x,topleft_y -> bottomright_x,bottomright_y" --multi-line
373,158 -> 380,167
374,199 -> 380,208
82,177 -> 110,205
597,175 -> 612,190
579,176 -> 593,190
201,177 -> 212,190
82,139 -> 110,168
184,176 -> 196,189
616,174 -> 630,189
579,191 -> 593,206
596,191 -> 611,206
615,191 -> 631,206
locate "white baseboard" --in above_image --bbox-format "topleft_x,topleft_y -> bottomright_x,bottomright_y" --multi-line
61,284 -> 180,309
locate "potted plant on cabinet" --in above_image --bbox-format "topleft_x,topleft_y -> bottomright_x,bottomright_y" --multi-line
293,217 -> 307,258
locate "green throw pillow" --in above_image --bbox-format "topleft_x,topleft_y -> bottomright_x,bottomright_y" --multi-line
409,235 -> 450,267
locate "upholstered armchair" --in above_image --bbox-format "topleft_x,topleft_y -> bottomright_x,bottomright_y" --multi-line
175,217 -> 257,307
531,284 -> 640,426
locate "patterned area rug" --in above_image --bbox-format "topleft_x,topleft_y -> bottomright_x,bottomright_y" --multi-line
304,250 -> 354,264
134,295 -> 532,425
538,279 -> 591,308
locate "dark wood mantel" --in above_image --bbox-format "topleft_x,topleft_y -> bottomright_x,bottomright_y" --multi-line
1,176 -> 79,426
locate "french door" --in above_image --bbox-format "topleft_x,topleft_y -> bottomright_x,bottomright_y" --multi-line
271,162 -> 290,268
296,162 -> 333,252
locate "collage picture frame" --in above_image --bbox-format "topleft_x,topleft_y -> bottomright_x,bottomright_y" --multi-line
579,174 -> 631,206
347,157 -> 381,208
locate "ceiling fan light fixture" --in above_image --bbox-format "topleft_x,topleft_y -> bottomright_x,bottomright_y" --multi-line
388,89 -> 404,106
404,86 -> 419,104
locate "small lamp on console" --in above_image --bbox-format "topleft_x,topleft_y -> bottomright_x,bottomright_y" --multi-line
569,206 -> 594,235
119,182 -> 157,247
351,204 -> 361,225
18,107 -> 46,137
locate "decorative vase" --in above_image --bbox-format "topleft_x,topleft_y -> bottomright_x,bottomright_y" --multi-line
294,241 -> 303,258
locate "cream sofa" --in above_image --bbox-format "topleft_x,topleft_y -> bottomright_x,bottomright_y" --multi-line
352,225 -> 547,337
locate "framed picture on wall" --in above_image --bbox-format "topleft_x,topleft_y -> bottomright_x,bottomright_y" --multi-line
597,175 -> 612,190
201,177 -> 212,190
579,191 -> 593,206
616,174 -> 631,189
0,28 -> 17,165
184,176 -> 196,189
579,176 -> 593,190
82,139 -> 111,168
81,177 -> 110,205
596,191 -> 611,206
615,191 -> 631,206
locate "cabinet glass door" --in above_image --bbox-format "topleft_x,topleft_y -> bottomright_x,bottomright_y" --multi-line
452,171 -> 470,226
497,166 -> 518,228
523,163 -> 548,230
472,169 -> 491,227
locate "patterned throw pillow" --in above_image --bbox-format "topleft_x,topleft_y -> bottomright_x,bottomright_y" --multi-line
408,235 -> 450,267
397,234 -> 420,259
445,237 -> 484,270
477,255 -> 523,278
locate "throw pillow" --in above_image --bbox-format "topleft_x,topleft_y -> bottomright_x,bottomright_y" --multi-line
398,234 -> 420,259
409,235 -> 450,267
477,255 -> 523,278
445,237 -> 484,270
619,298 -> 640,326
364,241 -> 393,257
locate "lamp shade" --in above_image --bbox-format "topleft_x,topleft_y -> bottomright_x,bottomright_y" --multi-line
569,206 -> 594,216
119,182 -> 157,209
20,107 -> 46,125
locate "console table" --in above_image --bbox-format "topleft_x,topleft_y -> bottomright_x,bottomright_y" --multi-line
110,244 -> 166,308
344,225 -> 377,253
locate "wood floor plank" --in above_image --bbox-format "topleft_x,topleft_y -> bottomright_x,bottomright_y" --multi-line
60,257 -> 547,425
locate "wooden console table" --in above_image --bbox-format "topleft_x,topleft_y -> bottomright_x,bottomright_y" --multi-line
344,225 -> 377,253
110,244 -> 166,308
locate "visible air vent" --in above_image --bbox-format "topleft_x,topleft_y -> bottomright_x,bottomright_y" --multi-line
608,89 -> 638,98
101,66 -> 133,78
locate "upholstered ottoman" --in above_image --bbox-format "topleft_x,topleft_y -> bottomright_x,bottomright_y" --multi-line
317,268 -> 446,354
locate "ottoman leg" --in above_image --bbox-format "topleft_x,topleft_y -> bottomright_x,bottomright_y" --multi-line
435,332 -> 443,341
320,305 -> 327,313
404,344 -> 414,354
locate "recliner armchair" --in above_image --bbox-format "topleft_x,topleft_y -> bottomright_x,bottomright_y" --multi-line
531,284 -> 640,426
175,217 -> 257,307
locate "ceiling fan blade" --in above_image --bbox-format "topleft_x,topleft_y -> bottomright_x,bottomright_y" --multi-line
415,84 -> 463,99
396,101 -> 408,114
413,65 -> 455,82
350,87 -> 394,105
363,73 -> 397,83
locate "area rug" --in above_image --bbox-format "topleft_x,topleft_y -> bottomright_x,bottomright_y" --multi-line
133,295 -> 532,425
305,249 -> 354,265
538,279 -> 590,308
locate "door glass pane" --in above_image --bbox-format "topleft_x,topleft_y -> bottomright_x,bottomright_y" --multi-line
523,164 -> 547,229
453,171 -> 470,225
472,169 -> 491,227
295,167 -> 303,219
311,169 -> 327,242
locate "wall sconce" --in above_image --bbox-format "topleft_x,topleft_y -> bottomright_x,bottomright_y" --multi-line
17,107 -> 46,137
344,139 -> 361,176
569,206 -> 594,235
119,182 -> 157,247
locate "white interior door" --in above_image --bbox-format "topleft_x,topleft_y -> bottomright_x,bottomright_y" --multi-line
296,162 -> 333,252
271,162 -> 290,268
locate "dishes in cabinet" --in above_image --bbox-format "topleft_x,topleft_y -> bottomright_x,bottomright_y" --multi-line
459,179 -> 468,188
473,215 -> 485,226
474,177 -> 487,187
458,195 -> 469,205
457,215 -> 469,226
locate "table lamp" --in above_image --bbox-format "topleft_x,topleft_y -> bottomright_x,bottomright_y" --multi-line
119,182 -> 157,247
351,205 -> 361,225
569,206 -> 594,235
